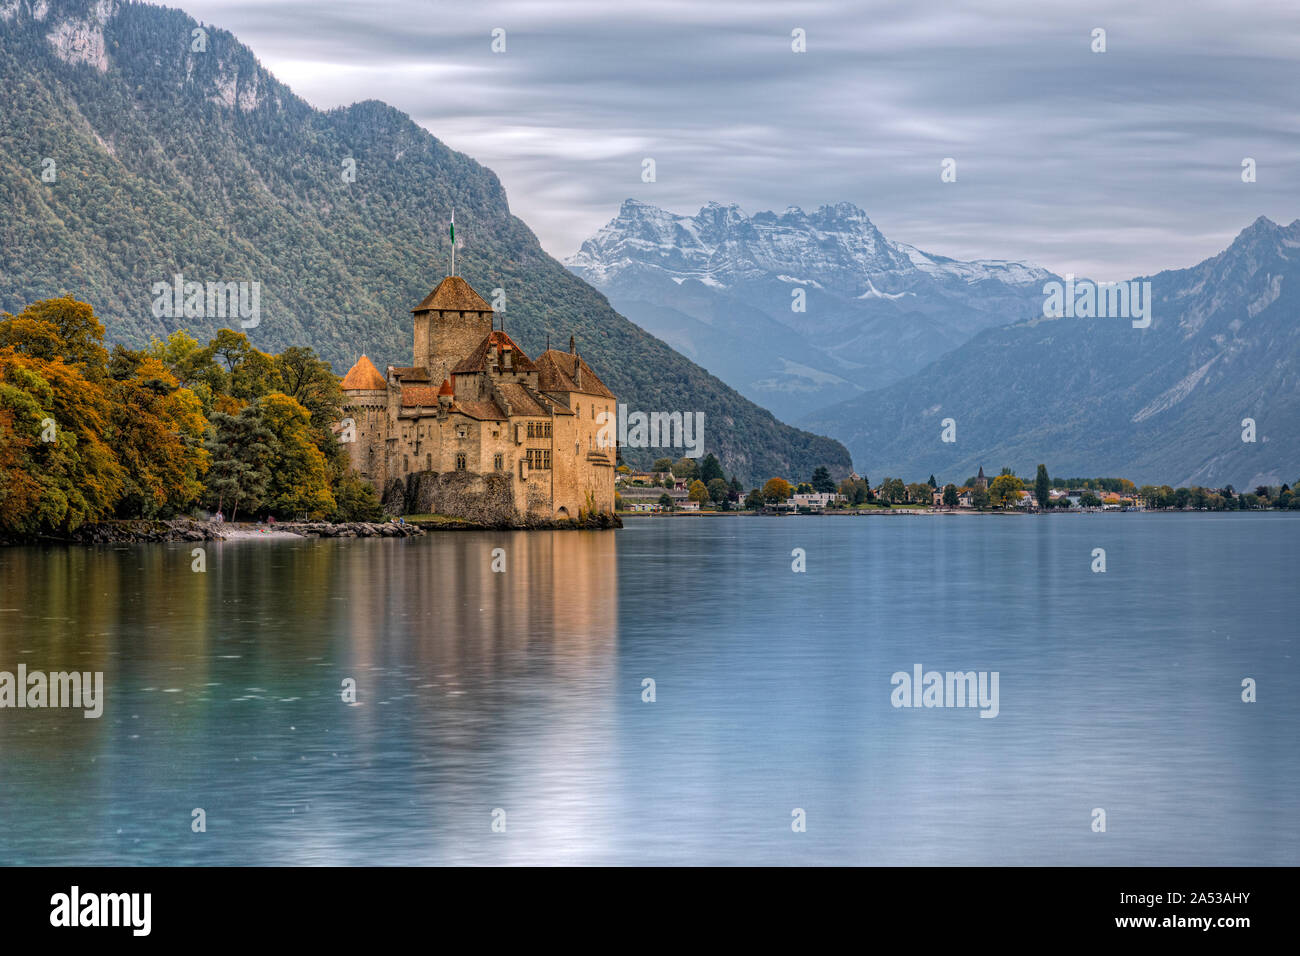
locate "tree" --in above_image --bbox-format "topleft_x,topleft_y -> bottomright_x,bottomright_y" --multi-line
989,473 -> 1025,508
0,304 -> 124,533
744,488 -> 764,510
1079,491 -> 1102,509
698,453 -> 725,486
1171,487 -> 1190,510
652,458 -> 673,473
906,482 -> 931,504
971,487 -> 991,511
707,477 -> 728,506
688,479 -> 709,504
881,477 -> 906,503
839,477 -> 869,505
274,346 -> 344,459
106,347 -> 208,517
658,492 -> 674,511
928,474 -> 938,489
943,483 -> 959,508
811,466 -> 836,493
671,457 -> 699,481
795,482 -> 813,494
1035,464 -> 1051,510
762,477 -> 792,503
205,407 -> 273,522
256,393 -> 336,519
332,471 -> 383,522
1,297 -> 110,377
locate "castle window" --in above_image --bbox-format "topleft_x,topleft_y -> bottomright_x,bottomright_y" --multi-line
494,454 -> 503,471
426,453 -> 431,470
404,455 -> 409,471
456,453 -> 467,471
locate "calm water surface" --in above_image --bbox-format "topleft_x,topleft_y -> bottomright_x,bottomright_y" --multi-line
0,513 -> 1296,865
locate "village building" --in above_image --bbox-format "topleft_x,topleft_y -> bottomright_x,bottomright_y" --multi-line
338,274 -> 617,523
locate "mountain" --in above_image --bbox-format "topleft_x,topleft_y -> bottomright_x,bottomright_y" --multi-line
0,0 -> 849,485
567,199 -> 1055,420
799,217 -> 1300,489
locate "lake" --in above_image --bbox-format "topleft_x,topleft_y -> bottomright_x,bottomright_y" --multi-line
0,513 -> 1295,865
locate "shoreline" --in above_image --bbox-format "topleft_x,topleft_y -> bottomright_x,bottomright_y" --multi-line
2,512 -> 622,546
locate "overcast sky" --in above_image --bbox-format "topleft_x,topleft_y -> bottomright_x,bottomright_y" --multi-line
180,0 -> 1300,281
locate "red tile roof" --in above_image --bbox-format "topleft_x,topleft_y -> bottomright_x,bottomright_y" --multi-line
400,385 -> 442,407
452,400 -> 508,421
413,275 -> 493,313
340,355 -> 387,391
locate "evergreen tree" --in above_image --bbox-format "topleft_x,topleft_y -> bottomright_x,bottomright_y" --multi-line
1035,464 -> 1051,510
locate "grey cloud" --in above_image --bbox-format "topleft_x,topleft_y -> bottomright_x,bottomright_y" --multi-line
183,0 -> 1300,280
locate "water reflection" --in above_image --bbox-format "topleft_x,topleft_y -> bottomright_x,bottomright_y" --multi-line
1,516 -> 1296,865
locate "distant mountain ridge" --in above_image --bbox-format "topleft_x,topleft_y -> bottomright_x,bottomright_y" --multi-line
0,0 -> 850,484
567,199 -> 1056,419
800,216 -> 1300,489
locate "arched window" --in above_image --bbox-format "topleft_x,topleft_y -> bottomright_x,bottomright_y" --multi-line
425,453 -> 431,471
456,453 -> 467,471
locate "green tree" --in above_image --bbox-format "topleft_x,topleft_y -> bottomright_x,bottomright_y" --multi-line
1035,464 -> 1051,509
205,407 -> 273,522
811,466 -> 836,493
698,453 -> 725,486
652,458 -> 673,473
971,487 -> 991,511
1079,491 -> 1102,509
658,492 -> 674,511
906,482 -> 931,504
332,471 -> 383,522
707,477 -> 728,506
943,483 -> 959,508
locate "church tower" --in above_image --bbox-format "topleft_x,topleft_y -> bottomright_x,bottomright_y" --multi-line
411,276 -> 494,386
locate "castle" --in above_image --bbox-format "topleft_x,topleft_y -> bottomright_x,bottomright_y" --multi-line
338,275 -> 616,523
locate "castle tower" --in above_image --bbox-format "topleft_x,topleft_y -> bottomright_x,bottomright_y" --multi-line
339,354 -> 389,482
411,276 -> 494,387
